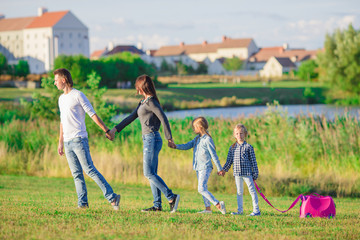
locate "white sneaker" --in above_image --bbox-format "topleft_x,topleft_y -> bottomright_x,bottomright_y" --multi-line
231,212 -> 243,215
248,211 -> 261,216
218,201 -> 226,214
197,210 -> 212,214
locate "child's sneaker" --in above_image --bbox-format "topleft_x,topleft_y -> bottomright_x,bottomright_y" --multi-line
218,201 -> 226,214
111,194 -> 121,211
169,194 -> 180,213
231,211 -> 243,215
197,210 -> 212,214
248,211 -> 261,216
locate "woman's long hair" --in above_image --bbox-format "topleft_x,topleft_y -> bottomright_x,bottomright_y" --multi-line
135,75 -> 160,103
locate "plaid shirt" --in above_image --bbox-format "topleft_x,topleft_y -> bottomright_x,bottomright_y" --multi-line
222,141 -> 259,179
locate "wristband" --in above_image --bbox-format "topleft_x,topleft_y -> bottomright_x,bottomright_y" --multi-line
106,129 -> 110,134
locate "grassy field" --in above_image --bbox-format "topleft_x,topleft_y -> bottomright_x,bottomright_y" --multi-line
1,102 -> 359,198
0,79 -> 328,111
1,175 -> 359,240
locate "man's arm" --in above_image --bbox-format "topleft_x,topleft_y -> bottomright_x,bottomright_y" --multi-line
58,123 -> 64,156
91,113 -> 109,133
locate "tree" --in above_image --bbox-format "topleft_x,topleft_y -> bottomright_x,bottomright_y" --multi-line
317,24 -> 360,94
0,53 -> 7,74
298,59 -> 318,81
223,57 -> 243,76
176,61 -> 188,76
15,60 -> 30,77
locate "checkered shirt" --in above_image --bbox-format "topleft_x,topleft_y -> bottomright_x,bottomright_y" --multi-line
222,141 -> 259,179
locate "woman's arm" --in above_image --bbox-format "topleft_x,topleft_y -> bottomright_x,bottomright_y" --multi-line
149,99 -> 172,140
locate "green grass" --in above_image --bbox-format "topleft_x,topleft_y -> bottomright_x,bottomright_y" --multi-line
1,102 -> 359,197
0,175 -> 359,240
0,79 -> 329,111
167,80 -> 326,89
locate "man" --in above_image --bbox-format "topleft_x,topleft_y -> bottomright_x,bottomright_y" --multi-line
54,68 -> 120,210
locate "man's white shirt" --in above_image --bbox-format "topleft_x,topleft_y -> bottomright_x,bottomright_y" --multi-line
59,89 -> 96,142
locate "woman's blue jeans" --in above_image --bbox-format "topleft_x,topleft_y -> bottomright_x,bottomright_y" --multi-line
64,137 -> 116,207
142,132 -> 174,208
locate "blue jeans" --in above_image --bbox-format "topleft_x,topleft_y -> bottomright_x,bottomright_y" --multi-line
64,137 -> 116,207
142,132 -> 174,208
235,176 -> 260,213
197,169 -> 219,207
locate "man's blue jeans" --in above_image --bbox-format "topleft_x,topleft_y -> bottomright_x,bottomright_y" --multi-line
64,137 -> 116,207
142,132 -> 174,208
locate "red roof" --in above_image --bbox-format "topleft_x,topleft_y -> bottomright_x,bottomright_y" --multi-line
26,11 -> 69,28
250,46 -> 319,62
90,49 -> 106,59
0,17 -> 36,31
154,37 -> 253,57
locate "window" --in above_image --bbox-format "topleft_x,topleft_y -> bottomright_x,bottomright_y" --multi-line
78,33 -> 81,38
35,34 -> 37,39
60,43 -> 64,49
78,43 -> 82,48
69,33 -> 72,38
69,43 -> 72,48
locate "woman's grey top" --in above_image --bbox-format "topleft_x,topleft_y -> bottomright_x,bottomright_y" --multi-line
115,97 -> 172,140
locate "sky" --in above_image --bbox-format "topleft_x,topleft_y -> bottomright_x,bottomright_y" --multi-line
1,0 -> 359,54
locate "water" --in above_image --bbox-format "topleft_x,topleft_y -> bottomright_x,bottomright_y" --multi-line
164,104 -> 360,120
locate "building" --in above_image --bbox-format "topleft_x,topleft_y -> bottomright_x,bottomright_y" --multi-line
248,44 -> 318,71
151,36 -> 258,75
259,57 -> 297,78
0,8 -> 89,74
90,43 -> 145,60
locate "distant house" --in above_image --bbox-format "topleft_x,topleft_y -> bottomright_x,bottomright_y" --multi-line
0,8 -> 89,73
90,43 -> 145,60
248,44 -> 318,70
260,57 -> 297,78
153,36 -> 259,74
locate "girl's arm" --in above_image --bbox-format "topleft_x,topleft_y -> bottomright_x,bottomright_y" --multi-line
176,138 -> 196,150
114,104 -> 139,133
248,145 -> 259,180
222,146 -> 234,172
206,138 -> 222,172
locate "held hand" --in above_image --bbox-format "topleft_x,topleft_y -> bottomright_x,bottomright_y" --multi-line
168,139 -> 176,149
217,170 -> 225,177
58,143 -> 64,156
106,128 -> 116,141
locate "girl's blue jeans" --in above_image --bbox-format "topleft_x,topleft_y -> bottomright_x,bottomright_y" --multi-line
64,137 -> 116,207
196,169 -> 219,208
235,176 -> 260,213
142,131 -> 174,208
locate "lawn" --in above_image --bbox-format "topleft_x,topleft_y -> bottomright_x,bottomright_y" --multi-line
0,79 -> 329,110
1,175 -> 359,240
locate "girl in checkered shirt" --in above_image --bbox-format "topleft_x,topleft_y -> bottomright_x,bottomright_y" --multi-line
170,117 -> 226,214
219,124 -> 261,216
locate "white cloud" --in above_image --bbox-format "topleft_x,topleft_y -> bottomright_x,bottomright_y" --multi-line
112,17 -> 125,25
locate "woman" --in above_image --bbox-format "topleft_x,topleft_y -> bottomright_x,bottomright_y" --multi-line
108,75 -> 180,213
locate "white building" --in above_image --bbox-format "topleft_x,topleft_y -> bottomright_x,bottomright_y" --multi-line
260,57 -> 297,78
152,36 -> 259,75
0,8 -> 89,74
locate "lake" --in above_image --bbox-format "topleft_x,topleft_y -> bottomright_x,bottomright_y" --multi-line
165,104 -> 360,120
113,104 -> 360,121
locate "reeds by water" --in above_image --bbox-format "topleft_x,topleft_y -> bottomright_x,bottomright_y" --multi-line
1,103 -> 359,197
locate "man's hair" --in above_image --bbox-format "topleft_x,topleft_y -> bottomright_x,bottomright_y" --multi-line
53,68 -> 73,87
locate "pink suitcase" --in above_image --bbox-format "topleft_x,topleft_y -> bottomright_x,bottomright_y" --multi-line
299,194 -> 336,218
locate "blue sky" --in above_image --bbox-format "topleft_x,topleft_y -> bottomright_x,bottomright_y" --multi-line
1,0 -> 359,53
